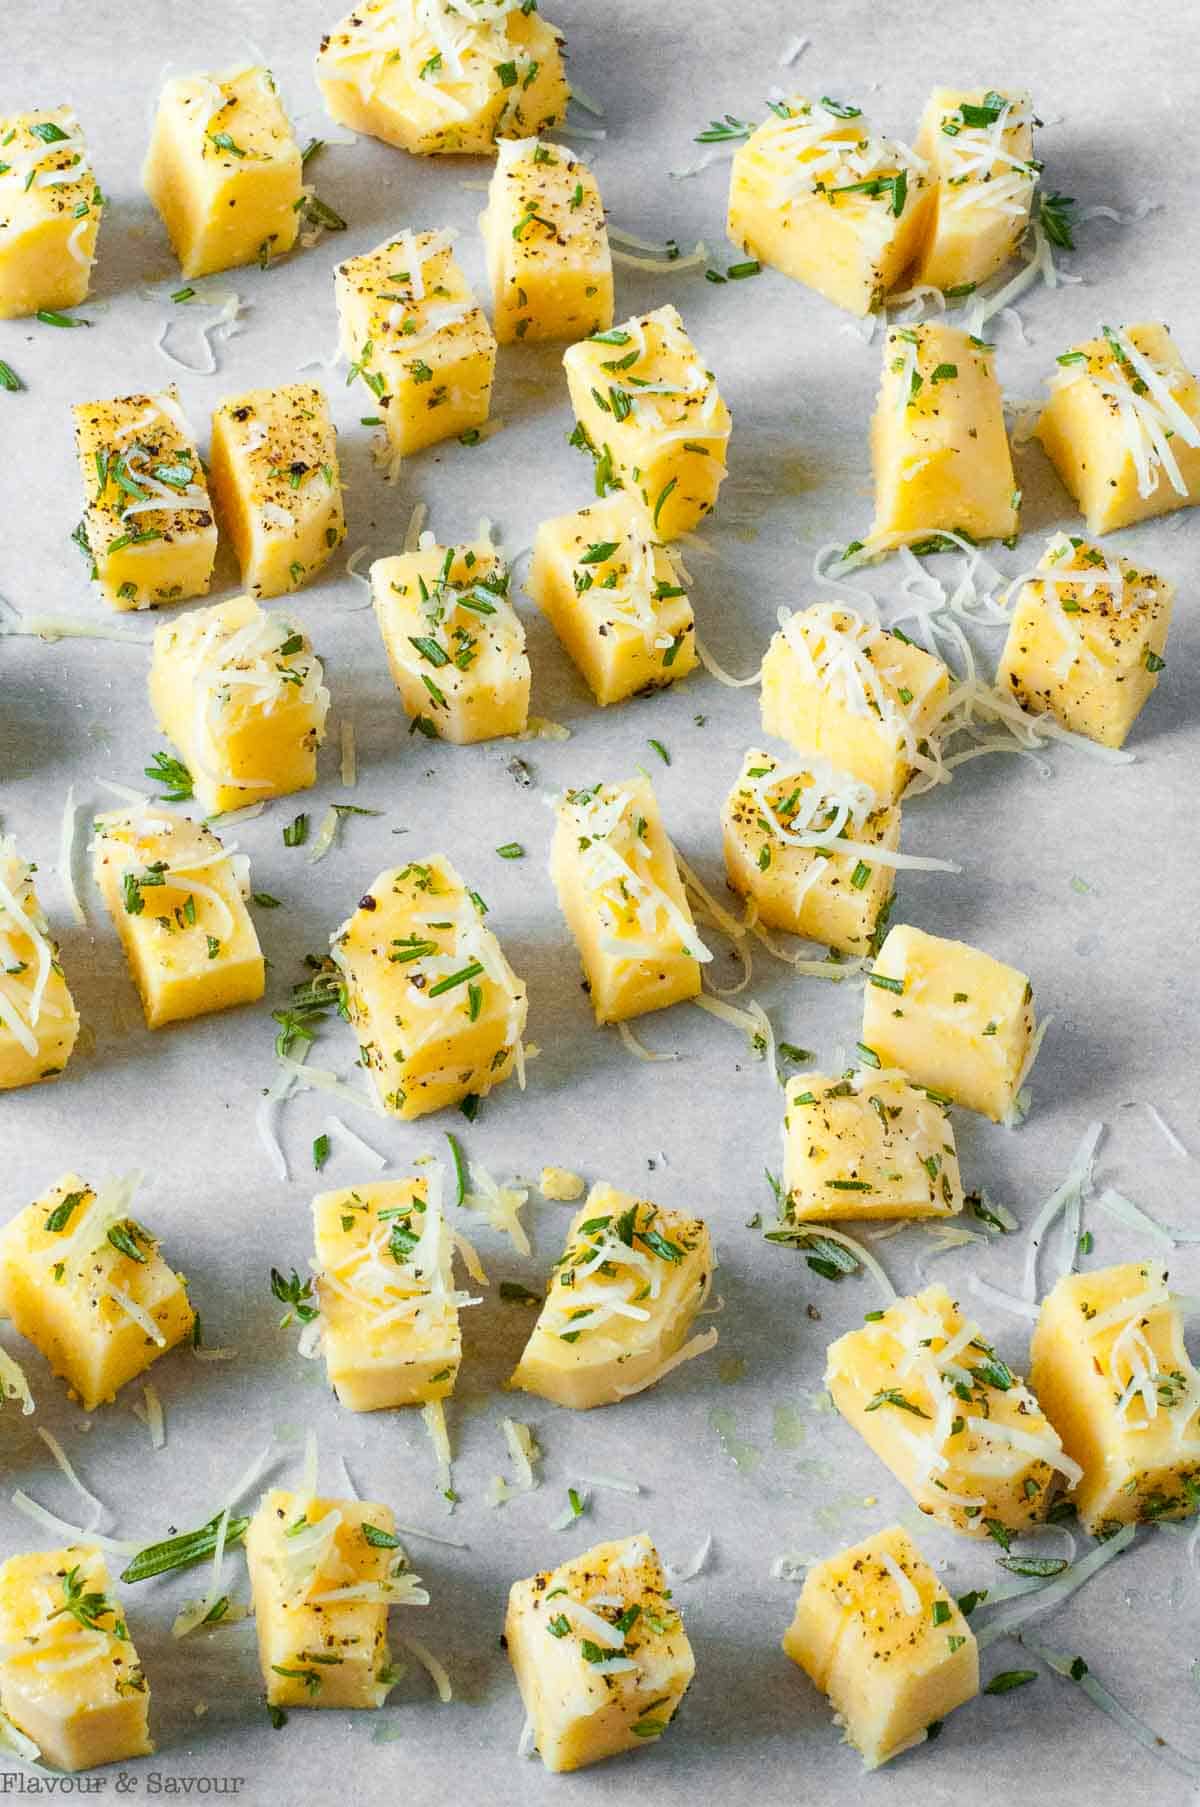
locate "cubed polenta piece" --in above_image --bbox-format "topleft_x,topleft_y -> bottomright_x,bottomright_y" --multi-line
872,324 -> 1019,544
481,137 -> 611,344
0,108 -> 103,319
91,808 -> 264,1030
148,594 -> 329,815
783,1525 -> 976,1769
315,0 -> 567,155
0,1171 -> 194,1411
72,388 -> 216,612
826,1286 -> 1076,1536
509,1185 -> 714,1409
331,856 -> 528,1119
247,1490 -> 417,1709
209,384 -> 345,598
721,748 -> 898,955
1030,1261 -> 1200,1536
314,1175 -> 467,1411
760,606 -> 950,804
506,1532 -> 694,1772
0,837 -> 79,1092
142,65 -> 301,278
1036,322 -> 1200,534
911,88 -> 1036,292
370,540 -> 529,741
0,1546 -> 150,1770
550,776 -> 710,1024
563,304 -> 730,539
529,495 -> 696,705
781,1070 -> 963,1223
727,95 -> 932,317
336,228 -> 496,457
863,923 -> 1036,1122
996,532 -> 1173,748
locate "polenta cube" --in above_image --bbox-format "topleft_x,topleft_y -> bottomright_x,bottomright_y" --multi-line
726,95 -> 933,317
509,1185 -> 714,1409
760,605 -> 950,804
336,227 -> 496,458
863,923 -> 1036,1123
563,304 -> 730,539
872,324 -> 1019,544
996,532 -> 1173,748
0,837 -> 79,1091
480,137 -> 612,344
529,494 -> 696,705
316,0 -> 568,155
1029,1261 -> 1200,1536
72,388 -> 216,612
148,593 -> 329,815
721,748 -> 898,956
331,856 -> 528,1119
781,1069 -> 963,1223
143,65 -> 302,278
313,1175 -> 470,1411
550,776 -> 711,1024
783,1525 -> 977,1768
91,808 -> 264,1029
912,88 -> 1036,292
209,384 -> 345,598
247,1490 -> 419,1709
370,539 -> 529,741
0,1546 -> 150,1770
1036,322 -> 1200,534
506,1532 -> 694,1772
0,107 -> 103,319
0,1171 -> 194,1411
826,1286 -> 1077,1536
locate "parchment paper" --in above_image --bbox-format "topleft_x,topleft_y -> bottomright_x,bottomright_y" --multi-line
2,2 -> 1199,1802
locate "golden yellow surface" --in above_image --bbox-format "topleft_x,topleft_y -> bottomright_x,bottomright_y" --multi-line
827,1283 -> 1068,1535
871,323 -> 1019,543
0,1171 -> 194,1410
313,1177 -> 462,1412
331,855 -> 528,1118
783,1525 -> 977,1768
148,593 -> 329,815
550,776 -> 706,1023
209,383 -> 345,598
316,1 -> 568,154
509,1184 -> 712,1409
760,606 -> 950,804
863,922 -> 1035,1121
370,541 -> 529,741
481,138 -> 611,343
1036,322 -> 1200,533
529,494 -> 696,705
781,1070 -> 963,1222
911,88 -> 1035,292
996,533 -> 1173,748
562,304 -> 730,539
142,65 -> 301,277
1030,1261 -> 1200,1534
721,747 -> 898,954
0,1545 -> 151,1770
246,1490 -> 401,1709
0,108 -> 103,318
72,388 -> 216,611
0,839 -> 79,1092
91,808 -> 264,1029
727,96 -> 933,316
335,228 -> 496,456
506,1532 -> 694,1771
